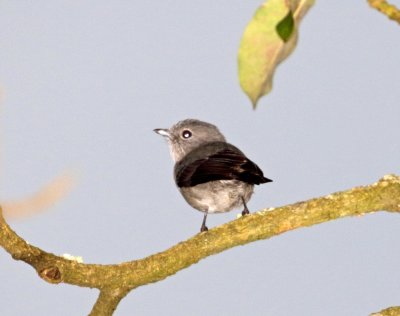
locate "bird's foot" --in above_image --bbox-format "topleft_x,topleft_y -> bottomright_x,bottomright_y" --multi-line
200,212 -> 209,232
241,196 -> 250,216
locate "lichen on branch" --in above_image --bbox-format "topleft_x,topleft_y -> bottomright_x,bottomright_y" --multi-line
1,174 -> 400,315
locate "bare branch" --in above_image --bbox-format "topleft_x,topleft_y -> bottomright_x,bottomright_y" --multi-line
90,288 -> 130,316
371,306 -> 400,316
368,0 -> 400,24
1,174 -> 399,314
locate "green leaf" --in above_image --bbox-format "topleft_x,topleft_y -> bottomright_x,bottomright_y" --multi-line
276,10 -> 294,42
238,0 -> 314,108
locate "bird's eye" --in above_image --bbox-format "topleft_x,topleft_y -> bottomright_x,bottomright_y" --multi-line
182,130 -> 192,139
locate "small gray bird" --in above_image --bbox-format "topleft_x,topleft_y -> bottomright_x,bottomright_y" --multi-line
154,119 -> 272,232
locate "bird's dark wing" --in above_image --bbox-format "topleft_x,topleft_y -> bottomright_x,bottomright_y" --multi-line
175,148 -> 272,188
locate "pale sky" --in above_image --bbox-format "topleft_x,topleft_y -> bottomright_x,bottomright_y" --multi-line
0,1 -> 399,315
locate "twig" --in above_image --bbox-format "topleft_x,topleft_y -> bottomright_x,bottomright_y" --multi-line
368,0 -> 400,24
371,306 -> 400,316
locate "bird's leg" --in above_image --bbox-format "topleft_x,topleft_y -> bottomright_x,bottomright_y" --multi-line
241,197 -> 250,216
200,211 -> 209,232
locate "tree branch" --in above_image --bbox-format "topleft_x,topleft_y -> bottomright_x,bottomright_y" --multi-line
1,174 -> 400,314
89,288 -> 130,316
368,0 -> 400,24
371,306 -> 400,316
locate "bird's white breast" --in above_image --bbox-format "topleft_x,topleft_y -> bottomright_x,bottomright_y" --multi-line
179,180 -> 253,214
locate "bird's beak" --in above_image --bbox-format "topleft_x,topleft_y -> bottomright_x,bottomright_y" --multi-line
154,128 -> 171,138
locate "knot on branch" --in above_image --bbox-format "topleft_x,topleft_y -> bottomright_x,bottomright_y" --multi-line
39,266 -> 62,284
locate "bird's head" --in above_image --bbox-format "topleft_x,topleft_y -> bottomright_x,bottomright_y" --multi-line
154,119 -> 226,162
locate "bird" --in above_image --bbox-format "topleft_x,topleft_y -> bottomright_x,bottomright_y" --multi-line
154,119 -> 272,232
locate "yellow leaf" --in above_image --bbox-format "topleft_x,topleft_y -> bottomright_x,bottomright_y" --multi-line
238,0 -> 314,108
